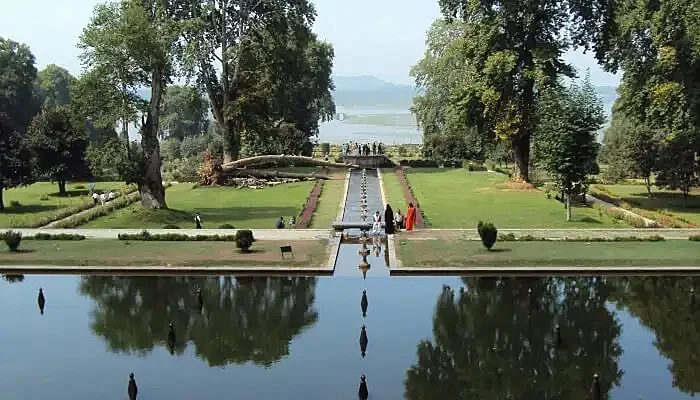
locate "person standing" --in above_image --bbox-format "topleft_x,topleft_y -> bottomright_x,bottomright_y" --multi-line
395,209 -> 404,230
384,204 -> 395,234
195,213 -> 202,229
372,210 -> 382,236
276,217 -> 285,229
405,203 -> 417,231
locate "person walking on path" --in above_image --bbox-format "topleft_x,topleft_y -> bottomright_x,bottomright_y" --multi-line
195,213 -> 202,229
405,203 -> 417,231
384,204 -> 395,235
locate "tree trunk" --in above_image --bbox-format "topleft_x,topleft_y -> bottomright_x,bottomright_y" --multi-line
565,193 -> 572,222
222,155 -> 357,170
221,119 -> 239,164
644,176 -> 652,197
58,178 -> 66,195
0,185 -> 4,211
511,135 -> 530,183
139,68 -> 167,209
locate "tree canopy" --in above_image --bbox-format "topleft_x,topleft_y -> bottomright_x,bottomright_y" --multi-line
27,106 -> 90,194
36,64 -> 77,110
0,37 -> 39,133
0,113 -> 33,210
159,85 -> 209,140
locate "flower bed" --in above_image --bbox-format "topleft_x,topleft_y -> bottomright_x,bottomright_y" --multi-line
296,179 -> 324,229
395,167 -> 427,228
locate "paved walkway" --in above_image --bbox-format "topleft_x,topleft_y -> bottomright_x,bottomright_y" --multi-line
5,228 -> 333,240
400,228 -> 700,240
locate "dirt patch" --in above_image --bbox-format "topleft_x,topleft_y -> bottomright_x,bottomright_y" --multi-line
496,181 -> 539,192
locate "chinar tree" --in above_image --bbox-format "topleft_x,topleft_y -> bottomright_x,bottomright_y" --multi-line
534,77 -> 605,221
78,0 -> 183,208
179,0 -> 321,163
429,0 -> 611,182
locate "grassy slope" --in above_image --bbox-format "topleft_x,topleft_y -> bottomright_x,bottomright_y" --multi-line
381,169 -> 409,211
83,182 -> 314,229
405,169 -> 625,228
397,239 -> 700,267
0,182 -> 130,228
0,239 -> 328,266
598,184 -> 700,225
309,173 -> 346,228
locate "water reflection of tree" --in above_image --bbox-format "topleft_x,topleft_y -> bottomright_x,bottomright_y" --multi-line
612,277 -> 700,395
80,276 -> 318,367
2,273 -> 24,283
405,277 -> 623,400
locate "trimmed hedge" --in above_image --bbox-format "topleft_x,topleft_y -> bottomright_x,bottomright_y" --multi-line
690,235 -> 700,242
3,230 -> 22,251
218,223 -> 235,229
398,159 -> 439,168
118,231 -> 238,241
477,221 -> 498,250
0,232 -> 86,241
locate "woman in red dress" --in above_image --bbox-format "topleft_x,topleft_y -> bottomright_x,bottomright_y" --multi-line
405,203 -> 416,231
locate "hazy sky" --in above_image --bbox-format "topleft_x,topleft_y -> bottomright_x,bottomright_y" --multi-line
1,0 -> 621,87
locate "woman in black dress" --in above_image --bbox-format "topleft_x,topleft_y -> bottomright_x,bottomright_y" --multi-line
384,204 -> 395,235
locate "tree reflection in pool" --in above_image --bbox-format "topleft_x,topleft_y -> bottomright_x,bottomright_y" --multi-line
79,276 -> 318,367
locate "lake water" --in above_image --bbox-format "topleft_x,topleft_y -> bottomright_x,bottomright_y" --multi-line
1,274 -> 698,399
319,108 -> 422,145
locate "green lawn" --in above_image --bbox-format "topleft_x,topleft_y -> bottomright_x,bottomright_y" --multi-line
397,239 -> 700,267
400,169 -> 626,228
83,181 -> 314,229
0,239 -> 328,266
0,182 -> 130,228
381,169 -> 409,211
596,184 -> 700,226
310,173 -> 346,228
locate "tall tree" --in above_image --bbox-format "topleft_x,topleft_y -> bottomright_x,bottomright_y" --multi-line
79,0 -> 183,208
534,77 -> 605,221
435,0 -> 601,182
180,0 -> 317,163
159,85 -> 209,140
36,64 -> 77,110
405,277 -> 623,399
27,106 -> 90,195
654,133 -> 700,206
0,113 -> 33,211
0,37 -> 39,133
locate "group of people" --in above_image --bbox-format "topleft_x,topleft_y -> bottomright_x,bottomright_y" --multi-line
276,216 -> 297,229
371,203 -> 417,235
91,190 -> 116,206
340,142 -> 385,157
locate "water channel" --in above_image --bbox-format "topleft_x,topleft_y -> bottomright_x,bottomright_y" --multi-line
1,274 -> 699,399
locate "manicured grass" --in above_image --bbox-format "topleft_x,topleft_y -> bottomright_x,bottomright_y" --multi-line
310,172 -> 346,228
0,239 -> 328,266
402,169 -> 626,228
82,181 -> 315,229
381,169 -> 408,211
596,184 -> 700,226
0,182 -> 130,228
397,239 -> 700,267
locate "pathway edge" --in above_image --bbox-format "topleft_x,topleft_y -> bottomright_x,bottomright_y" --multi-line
377,168 -> 400,268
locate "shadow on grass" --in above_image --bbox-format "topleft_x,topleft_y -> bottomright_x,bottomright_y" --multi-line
488,248 -> 511,253
236,249 -> 265,254
7,249 -> 36,254
577,216 -> 604,224
623,192 -> 700,210
0,204 -> 59,214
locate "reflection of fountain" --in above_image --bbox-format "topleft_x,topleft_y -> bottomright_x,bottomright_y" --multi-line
358,375 -> 368,399
359,325 -> 368,358
167,322 -> 176,355
590,374 -> 601,400
128,373 -> 138,400
37,288 -> 45,315
361,290 -> 368,317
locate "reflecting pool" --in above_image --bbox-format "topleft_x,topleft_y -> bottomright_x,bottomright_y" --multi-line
1,274 -> 698,399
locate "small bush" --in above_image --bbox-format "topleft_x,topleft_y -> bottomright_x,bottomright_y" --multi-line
73,184 -> 86,190
218,224 -> 235,229
4,230 -> 22,251
235,229 -> 255,252
39,193 -> 49,201
477,221 -> 498,250
162,224 -> 180,229
9,200 -> 21,208
498,233 -> 516,241
690,235 -> 700,242
320,142 -> 330,155
32,233 -> 85,241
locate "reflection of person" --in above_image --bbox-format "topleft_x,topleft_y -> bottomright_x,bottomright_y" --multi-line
406,203 -> 416,231
384,204 -> 395,235
195,213 -> 202,229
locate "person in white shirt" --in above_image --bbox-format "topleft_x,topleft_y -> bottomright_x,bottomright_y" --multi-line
92,192 -> 99,205
99,193 -> 106,205
108,191 -> 115,201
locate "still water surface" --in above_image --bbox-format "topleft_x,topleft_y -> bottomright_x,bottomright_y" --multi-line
0,275 -> 697,399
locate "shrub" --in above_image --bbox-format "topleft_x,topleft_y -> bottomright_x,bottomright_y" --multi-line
235,229 -> 255,252
39,193 -> 49,201
320,142 -> 330,155
73,184 -> 86,190
477,221 -> 498,250
397,145 -> 409,157
163,224 -> 180,229
9,200 -> 21,208
218,223 -> 235,229
32,233 -> 85,240
4,230 -> 22,251
498,233 -> 516,241
690,235 -> 700,242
